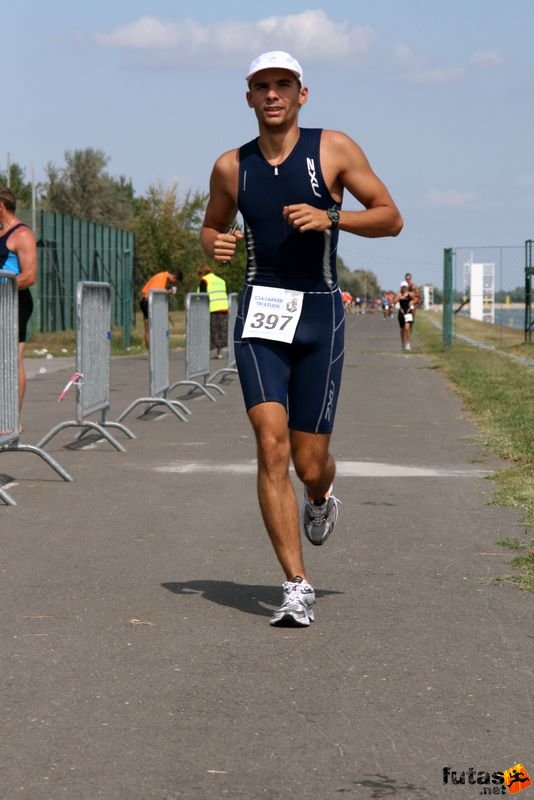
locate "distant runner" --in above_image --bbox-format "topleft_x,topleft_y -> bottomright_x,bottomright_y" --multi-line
393,281 -> 415,350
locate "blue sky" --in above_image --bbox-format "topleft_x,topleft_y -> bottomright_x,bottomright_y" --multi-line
7,1 -> 534,289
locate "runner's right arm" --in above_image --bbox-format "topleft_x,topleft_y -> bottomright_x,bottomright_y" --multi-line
201,150 -> 243,263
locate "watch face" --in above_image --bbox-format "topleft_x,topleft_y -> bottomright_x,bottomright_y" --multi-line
328,208 -> 340,225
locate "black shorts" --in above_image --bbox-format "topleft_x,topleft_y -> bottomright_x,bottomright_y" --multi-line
140,297 -> 149,320
18,288 -> 33,343
234,286 -> 345,434
398,310 -> 415,329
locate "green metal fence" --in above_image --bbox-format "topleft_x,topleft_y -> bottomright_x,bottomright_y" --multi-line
442,248 -> 453,349
442,242 -> 530,346
525,240 -> 534,343
20,210 -> 134,344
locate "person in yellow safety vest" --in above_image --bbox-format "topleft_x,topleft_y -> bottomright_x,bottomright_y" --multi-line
198,264 -> 229,359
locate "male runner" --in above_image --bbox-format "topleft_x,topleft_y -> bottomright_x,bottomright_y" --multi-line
201,51 -> 403,626
404,272 -> 420,311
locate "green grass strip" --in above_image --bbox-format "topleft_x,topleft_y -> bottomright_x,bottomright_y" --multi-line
416,312 -> 534,591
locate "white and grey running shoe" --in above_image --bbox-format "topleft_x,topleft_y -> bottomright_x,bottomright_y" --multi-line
302,485 -> 341,546
270,578 -> 315,627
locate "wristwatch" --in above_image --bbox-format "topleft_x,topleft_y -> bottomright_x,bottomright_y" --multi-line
326,207 -> 340,229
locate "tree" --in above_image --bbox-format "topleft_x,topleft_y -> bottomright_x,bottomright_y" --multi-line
133,184 -> 185,284
132,185 -> 247,308
495,286 -> 525,303
42,148 -> 135,229
175,189 -> 211,285
132,184 -> 211,303
337,255 -> 381,299
0,162 -> 36,209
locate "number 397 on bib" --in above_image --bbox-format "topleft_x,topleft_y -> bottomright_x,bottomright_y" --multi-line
242,286 -> 304,343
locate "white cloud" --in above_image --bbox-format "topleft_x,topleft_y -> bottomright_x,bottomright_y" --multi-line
97,17 -> 186,49
392,43 -> 465,85
424,189 -> 477,208
516,175 -> 534,186
95,11 -> 376,65
255,11 -> 375,58
470,51 -> 504,68
392,42 -> 506,85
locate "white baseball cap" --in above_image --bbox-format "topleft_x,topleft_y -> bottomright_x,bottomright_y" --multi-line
246,51 -> 303,83
400,280 -> 409,287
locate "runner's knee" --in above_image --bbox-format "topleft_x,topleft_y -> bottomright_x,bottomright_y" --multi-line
293,449 -> 331,487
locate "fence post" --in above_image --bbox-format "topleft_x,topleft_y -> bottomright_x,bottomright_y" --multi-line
442,248 -> 454,349
525,240 -> 533,344
122,248 -> 133,350
37,281 -> 135,452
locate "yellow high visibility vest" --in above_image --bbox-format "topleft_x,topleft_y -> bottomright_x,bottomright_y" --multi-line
201,273 -> 228,312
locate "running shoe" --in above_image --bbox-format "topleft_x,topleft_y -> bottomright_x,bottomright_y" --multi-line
302,485 -> 341,546
270,578 -> 315,626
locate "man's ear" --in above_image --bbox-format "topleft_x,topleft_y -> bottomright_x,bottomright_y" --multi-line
298,86 -> 309,107
246,90 -> 253,108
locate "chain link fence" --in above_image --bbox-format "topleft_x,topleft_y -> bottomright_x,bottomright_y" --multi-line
19,210 -> 134,343
442,242 -> 532,347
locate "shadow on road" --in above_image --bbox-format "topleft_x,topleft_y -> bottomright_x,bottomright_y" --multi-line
162,579 -> 343,618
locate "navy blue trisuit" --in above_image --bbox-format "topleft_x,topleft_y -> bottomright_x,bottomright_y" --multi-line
0,222 -> 34,343
234,127 -> 345,434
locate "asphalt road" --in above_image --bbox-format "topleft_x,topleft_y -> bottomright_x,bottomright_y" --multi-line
1,312 -> 532,800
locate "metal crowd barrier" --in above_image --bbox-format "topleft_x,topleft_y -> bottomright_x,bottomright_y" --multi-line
167,293 -> 224,401
0,270 -> 72,506
208,291 -> 239,384
37,282 -> 135,453
116,290 -> 191,424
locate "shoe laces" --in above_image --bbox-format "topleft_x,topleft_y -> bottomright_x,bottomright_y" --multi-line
282,580 -> 310,601
306,493 -> 341,522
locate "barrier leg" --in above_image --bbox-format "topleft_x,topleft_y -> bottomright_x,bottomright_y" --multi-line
208,366 -> 238,384
100,421 -> 137,439
1,443 -> 73,482
167,379 -> 219,402
116,398 -> 189,424
37,421 -> 127,452
0,486 -> 16,506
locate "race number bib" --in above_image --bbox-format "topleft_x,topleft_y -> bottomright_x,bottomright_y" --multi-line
404,313 -> 413,323
242,286 -> 304,343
